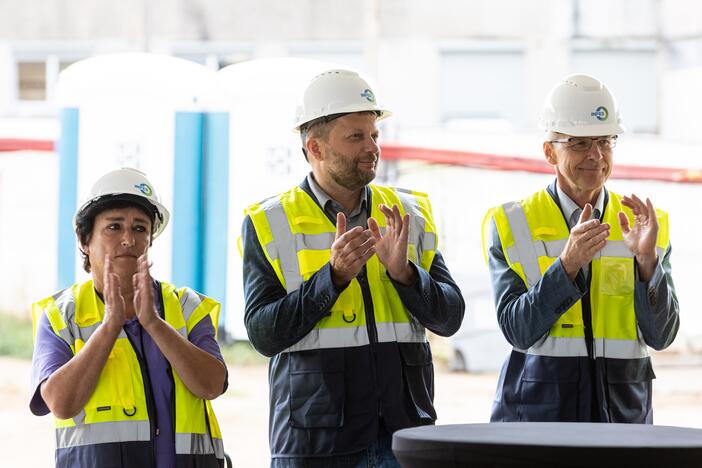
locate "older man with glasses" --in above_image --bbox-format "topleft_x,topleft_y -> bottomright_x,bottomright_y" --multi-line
482,74 -> 679,423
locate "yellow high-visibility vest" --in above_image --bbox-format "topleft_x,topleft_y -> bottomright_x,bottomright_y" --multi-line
245,184 -> 438,350
483,188 -> 670,358
32,280 -> 224,463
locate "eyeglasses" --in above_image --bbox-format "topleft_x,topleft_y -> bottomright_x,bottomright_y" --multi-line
549,135 -> 618,152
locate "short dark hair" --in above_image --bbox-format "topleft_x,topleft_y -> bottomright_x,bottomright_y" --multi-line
75,196 -> 156,273
300,116 -> 339,161
300,110 -> 380,160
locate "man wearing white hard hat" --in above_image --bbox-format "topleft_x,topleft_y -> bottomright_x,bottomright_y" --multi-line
242,69 -> 465,465
30,168 -> 228,467
482,74 -> 679,423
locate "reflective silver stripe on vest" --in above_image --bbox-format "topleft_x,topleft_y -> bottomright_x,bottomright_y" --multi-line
422,232 -> 437,253
523,336 -> 648,359
77,322 -> 128,342
594,338 -> 649,359
54,326 -> 74,347
376,322 -> 427,343
395,190 -> 436,261
51,289 -> 77,346
264,240 -> 278,261
179,288 -> 203,324
175,432 -> 220,455
501,201 -> 656,282
76,322 -> 107,342
52,287 -> 131,343
283,326 -> 370,352
296,232 -> 335,250
502,201 -> 542,288
598,241 -> 633,258
213,437 -> 225,459
597,243 -> 665,260
72,409 -> 86,425
540,238 -> 567,258
56,420 -> 151,448
525,335 -> 589,357
509,238 -> 636,262
262,201 -> 304,293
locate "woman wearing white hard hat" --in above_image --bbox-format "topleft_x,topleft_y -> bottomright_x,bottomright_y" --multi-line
30,168 -> 228,467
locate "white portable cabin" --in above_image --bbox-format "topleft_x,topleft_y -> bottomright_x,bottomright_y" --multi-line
216,57 -> 337,339
55,53 -> 226,315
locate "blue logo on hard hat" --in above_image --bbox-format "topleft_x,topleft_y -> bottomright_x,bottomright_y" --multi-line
591,106 -> 609,121
135,183 -> 153,197
360,89 -> 375,103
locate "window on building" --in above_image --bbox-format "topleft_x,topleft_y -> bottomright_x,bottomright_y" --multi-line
18,62 -> 46,100
440,50 -> 526,129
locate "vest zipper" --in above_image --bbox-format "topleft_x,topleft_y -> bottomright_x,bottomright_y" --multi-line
357,267 -> 382,418
582,268 -> 594,361
583,267 -> 605,422
125,328 -> 158,468
166,366 -> 176,450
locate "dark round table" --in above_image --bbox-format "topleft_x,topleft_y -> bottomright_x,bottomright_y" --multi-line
392,422 -> 702,468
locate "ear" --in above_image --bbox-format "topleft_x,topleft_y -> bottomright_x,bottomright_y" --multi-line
305,136 -> 324,163
543,141 -> 557,166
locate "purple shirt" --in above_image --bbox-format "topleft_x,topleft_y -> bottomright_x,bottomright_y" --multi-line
29,281 -> 227,468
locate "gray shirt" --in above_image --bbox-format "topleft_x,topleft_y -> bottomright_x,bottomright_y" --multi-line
307,173 -> 369,230
556,183 -> 604,228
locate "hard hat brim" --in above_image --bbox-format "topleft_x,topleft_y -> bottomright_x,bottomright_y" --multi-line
74,193 -> 171,239
545,122 -> 626,137
293,108 -> 392,133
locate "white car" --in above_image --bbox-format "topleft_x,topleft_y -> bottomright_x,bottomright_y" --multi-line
449,288 -> 511,373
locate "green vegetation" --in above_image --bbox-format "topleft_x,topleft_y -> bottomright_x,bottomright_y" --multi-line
220,340 -> 269,367
0,313 -> 444,371
0,312 -> 268,366
0,313 -> 34,359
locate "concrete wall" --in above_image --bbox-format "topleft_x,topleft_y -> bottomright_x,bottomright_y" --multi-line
0,0 -> 668,42
0,0 -> 693,134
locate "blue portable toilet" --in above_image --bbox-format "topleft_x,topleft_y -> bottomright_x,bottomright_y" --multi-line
55,53 -> 229,327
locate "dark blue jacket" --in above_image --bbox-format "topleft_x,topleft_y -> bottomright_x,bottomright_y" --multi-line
242,178 -> 465,457
486,181 -> 679,423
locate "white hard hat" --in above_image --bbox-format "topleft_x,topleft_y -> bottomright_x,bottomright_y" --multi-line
292,69 -> 391,132
539,73 -> 626,137
74,168 -> 170,239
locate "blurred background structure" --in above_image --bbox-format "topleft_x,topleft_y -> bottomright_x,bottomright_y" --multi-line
1,1 -> 702,466
3,0 -> 702,134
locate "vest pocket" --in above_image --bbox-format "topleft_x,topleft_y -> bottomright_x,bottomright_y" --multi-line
605,357 -> 655,423
598,257 -> 634,296
399,342 -> 437,421
288,349 -> 345,428
85,345 -> 137,423
519,354 -> 579,421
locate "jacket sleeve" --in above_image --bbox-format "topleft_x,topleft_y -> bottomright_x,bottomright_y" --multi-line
633,244 -> 680,350
242,215 -> 342,357
389,251 -> 465,337
486,217 -> 587,349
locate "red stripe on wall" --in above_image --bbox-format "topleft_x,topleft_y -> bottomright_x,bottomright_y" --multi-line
0,139 -> 54,152
381,144 -> 702,184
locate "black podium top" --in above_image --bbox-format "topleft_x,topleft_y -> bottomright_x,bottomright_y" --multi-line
392,423 -> 702,468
